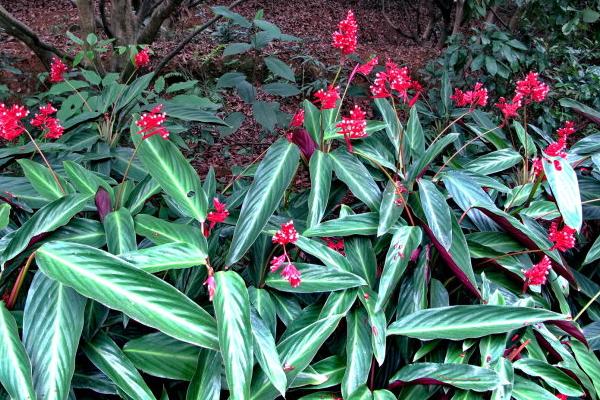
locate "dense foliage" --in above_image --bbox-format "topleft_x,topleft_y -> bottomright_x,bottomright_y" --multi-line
1,3 -> 600,400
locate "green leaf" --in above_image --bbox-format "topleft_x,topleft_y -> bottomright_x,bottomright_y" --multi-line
418,179 -> 451,250
126,175 -> 162,215
543,157 -> 582,230
512,375 -> 560,400
18,159 -> 67,200
264,56 -> 295,81
303,100 -> 321,145
373,389 -> 396,400
23,272 -> 86,400
512,121 -> 536,158
262,82 -> 300,97
348,386 -> 372,400
83,331 -> 156,400
342,308 -> 371,398
252,101 -> 279,131
223,42 -> 253,56
583,8 -> 600,23
330,149 -> 381,210
115,72 -> 154,112
485,56 -> 498,76
570,339 -> 600,395
346,236 -> 377,288
0,301 -> 36,400
295,236 -> 353,272
134,214 -> 206,249
374,98 -> 400,154
408,132 -> 459,181
390,363 -> 500,392
307,151 -> 332,228
0,194 -> 90,268
120,242 -> 207,273
0,203 -> 10,229
104,208 -> 136,255
250,310 -> 287,396
464,148 -> 522,175
214,271 -> 253,399
584,234 -> 600,265
226,139 -> 300,265
63,160 -> 111,196
406,106 -> 425,156
186,349 -> 222,400
388,305 -> 568,340
303,213 -> 378,237
134,133 -> 208,223
266,263 -> 366,293
376,226 -> 422,311
513,358 -> 583,396
378,180 -> 403,236
36,241 -> 218,349
123,333 -> 200,381
212,5 -> 251,27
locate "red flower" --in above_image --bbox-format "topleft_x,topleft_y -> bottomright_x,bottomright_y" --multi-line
544,138 -> 568,171
290,109 -> 304,128
450,82 -> 488,108
49,58 -> 68,83
204,275 -> 216,302
0,103 -> 29,141
314,85 -> 340,110
43,118 -> 65,139
370,61 -> 420,104
270,254 -> 286,273
394,182 -> 408,206
557,121 -> 576,139
134,48 -> 151,69
281,263 -> 302,287
31,103 -> 64,139
532,157 -> 543,176
273,221 -> 299,245
324,237 -> 345,255
357,57 -> 378,75
548,222 -> 576,252
516,72 -> 549,103
336,105 -> 367,152
332,10 -> 358,55
555,395 -> 567,400
523,256 -> 552,288
207,198 -> 229,230
370,71 -> 390,98
495,94 -> 522,121
136,105 -> 169,140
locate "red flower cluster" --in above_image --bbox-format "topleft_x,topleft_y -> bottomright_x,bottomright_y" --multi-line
203,275 -> 216,301
30,103 -> 64,139
515,72 -> 550,103
136,105 -> 170,140
533,121 -> 578,175
314,85 -> 340,110
290,109 -> 304,128
394,182 -> 408,206
557,120 -> 576,138
370,60 -> 421,106
324,237 -> 345,255
336,105 -> 367,152
357,57 -> 378,75
523,255 -> 552,289
555,395 -> 567,400
134,48 -> 151,69
495,95 -> 522,121
50,58 -> 68,83
450,82 -> 488,108
271,221 -> 301,288
548,221 -> 576,252
205,198 -> 229,236
0,103 -> 29,140
332,10 -> 358,55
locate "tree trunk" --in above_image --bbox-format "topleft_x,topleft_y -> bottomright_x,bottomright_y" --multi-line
486,5 -> 499,24
75,0 -> 97,38
111,0 -> 137,70
452,0 -> 465,35
136,0 -> 184,45
435,0 -> 452,48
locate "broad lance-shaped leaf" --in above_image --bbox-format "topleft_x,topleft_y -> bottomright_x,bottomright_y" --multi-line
570,339 -> 600,396
250,309 -> 287,396
36,241 -> 218,350
295,236 -> 353,272
303,213 -> 378,237
214,271 -> 253,399
512,375 -> 561,400
342,308 -> 372,398
18,158 -> 68,201
418,179 -> 452,250
0,301 -> 36,400
543,157 -> 582,231
374,98 -> 401,154
83,331 -> 156,400
513,358 -> 584,396
104,208 -> 136,255
330,148 -> 381,210
63,160 -> 112,196
388,305 -> 568,340
389,363 -> 500,392
0,193 -> 90,269
378,180 -> 403,236
306,151 -> 332,228
226,139 -> 300,265
123,333 -> 200,381
134,214 -> 206,250
376,226 -> 422,312
406,105 -> 425,156
120,242 -> 207,273
186,349 -> 222,400
265,263 -> 366,293
23,272 -> 86,400
133,130 -> 208,223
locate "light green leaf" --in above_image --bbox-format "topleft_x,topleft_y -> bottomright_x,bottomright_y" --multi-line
406,106 -> 425,156
264,56 -> 295,81
0,204 -> 10,229
512,375 -> 560,400
570,339 -> 600,395
104,208 -> 136,255
250,310 -> 286,396
307,151 -> 332,228
378,180 -> 403,236
330,148 -> 381,210
390,363 -> 500,392
584,235 -> 600,265
186,349 -> 222,400
265,263 -> 366,293
295,236 -> 352,272
303,213 -> 378,237
342,308 -> 372,398
418,179 -> 451,250
63,161 -> 112,196
464,148 -> 522,175
134,214 -> 206,249
18,159 -> 67,200
374,98 -> 400,154
303,99 -> 321,145
543,157 -> 582,230
513,358 -> 583,396
120,242 -> 207,273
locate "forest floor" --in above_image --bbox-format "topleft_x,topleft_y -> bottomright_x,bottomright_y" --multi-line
1,0 -> 440,181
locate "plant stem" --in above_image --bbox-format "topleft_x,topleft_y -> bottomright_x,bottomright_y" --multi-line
114,145 -> 140,209
429,111 -> 470,147
24,129 -> 65,194
221,147 -> 270,194
65,79 -> 93,112
574,289 -> 600,321
6,253 -> 36,309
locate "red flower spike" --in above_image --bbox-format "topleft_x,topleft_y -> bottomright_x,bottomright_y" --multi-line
290,109 -> 304,128
204,275 -> 216,302
273,221 -> 299,245
314,85 -> 340,110
548,222 -> 576,252
357,57 -> 378,75
557,121 -> 576,139
207,197 -> 229,230
30,103 -> 64,139
523,256 -> 552,288
515,71 -> 550,103
544,138 -> 567,159
324,237 -> 345,255
450,82 -> 488,108
136,104 -> 170,140
134,48 -> 151,69
532,158 -> 543,176
336,105 -> 367,152
370,71 -> 390,98
556,395 -> 568,400
270,254 -> 286,273
281,263 -> 302,288
44,118 -> 65,139
495,94 -> 522,121
332,10 -> 358,55
50,57 -> 68,83
0,103 -> 29,141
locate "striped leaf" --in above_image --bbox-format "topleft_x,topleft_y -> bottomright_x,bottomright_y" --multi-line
186,349 -> 222,400
120,242 -> 207,273
307,151 -> 332,228
389,363 -> 500,392
342,308 -> 372,398
250,310 -> 286,396
18,159 -> 68,200
330,148 -> 381,210
543,157 -> 582,231
104,208 -> 136,255
265,263 -> 366,293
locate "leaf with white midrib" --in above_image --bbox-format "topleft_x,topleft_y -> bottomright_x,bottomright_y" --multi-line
342,308 -> 372,398
23,272 -> 86,400
418,179 -> 452,250
104,208 -> 137,255
306,151 -> 332,228
250,309 -> 286,396
330,148 -> 381,211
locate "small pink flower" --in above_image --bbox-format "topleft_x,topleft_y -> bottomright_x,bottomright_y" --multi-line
50,58 -> 68,83
273,221 -> 299,246
281,263 -> 301,287
336,105 -> 367,152
136,104 -> 169,140
270,254 -> 286,273
204,275 -> 216,301
495,94 -> 522,121
523,256 -> 552,288
332,10 -> 358,55
515,71 -> 549,103
134,48 -> 151,69
289,109 -> 304,128
314,85 -> 340,110
548,222 -> 576,252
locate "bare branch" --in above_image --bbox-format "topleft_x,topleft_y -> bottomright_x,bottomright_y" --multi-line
381,0 -> 418,42
99,0 -> 114,38
136,0 -> 185,44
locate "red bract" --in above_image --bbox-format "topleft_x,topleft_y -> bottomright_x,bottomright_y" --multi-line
134,48 -> 151,69
286,128 -> 317,160
324,237 -> 345,255
43,118 -> 65,139
555,395 -> 567,400
0,103 -> 29,141
369,61 -> 420,105
516,72 -> 549,103
207,197 -> 229,230
204,275 -> 216,302
31,103 -> 64,139
50,58 -> 68,83
532,157 -> 543,176
495,95 -> 522,121
332,10 -> 358,56
523,256 -> 552,287
544,139 -> 567,171
357,57 -> 378,75
290,109 -> 304,128
370,71 -> 390,98
336,105 -> 367,152
281,263 -> 302,287
548,222 -> 576,252
273,221 -> 299,245
136,105 -> 169,139
270,254 -> 286,273
314,85 -> 340,110
557,120 -> 576,139
450,82 -> 488,108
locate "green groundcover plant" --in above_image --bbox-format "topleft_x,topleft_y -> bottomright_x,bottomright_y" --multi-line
1,8 -> 600,400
